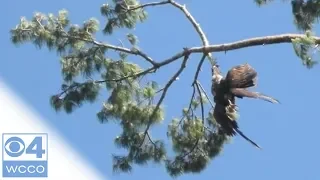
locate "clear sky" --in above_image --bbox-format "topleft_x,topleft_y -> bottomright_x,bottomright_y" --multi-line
2,0 -> 320,180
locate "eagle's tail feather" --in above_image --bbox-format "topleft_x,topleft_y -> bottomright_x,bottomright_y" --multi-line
234,128 -> 262,149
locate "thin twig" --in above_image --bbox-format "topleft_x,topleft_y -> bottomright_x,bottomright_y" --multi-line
170,139 -> 199,166
146,132 -> 157,147
137,88 -> 164,106
196,81 -> 215,110
146,95 -> 158,147
176,86 -> 196,127
195,83 -> 205,126
127,1 -> 170,11
192,54 -> 207,85
139,51 -> 191,147
57,66 -> 157,97
182,139 -> 199,158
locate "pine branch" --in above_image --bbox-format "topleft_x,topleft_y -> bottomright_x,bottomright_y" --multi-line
65,34 -> 158,67
18,26 -> 158,67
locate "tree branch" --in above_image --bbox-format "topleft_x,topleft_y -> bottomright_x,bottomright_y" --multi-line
62,22 -> 320,77
156,33 -> 320,69
196,33 -> 320,52
69,32 -> 320,77
169,0 -> 215,97
55,32 -> 320,109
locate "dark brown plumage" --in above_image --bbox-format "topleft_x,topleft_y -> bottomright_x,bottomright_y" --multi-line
211,63 -> 279,149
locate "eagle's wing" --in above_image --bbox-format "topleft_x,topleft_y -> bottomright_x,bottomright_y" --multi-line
225,63 -> 258,88
230,88 -> 280,104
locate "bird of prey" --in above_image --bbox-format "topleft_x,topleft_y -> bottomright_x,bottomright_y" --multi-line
211,63 -> 279,149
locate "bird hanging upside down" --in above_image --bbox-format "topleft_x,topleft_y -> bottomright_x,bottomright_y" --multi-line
211,63 -> 279,149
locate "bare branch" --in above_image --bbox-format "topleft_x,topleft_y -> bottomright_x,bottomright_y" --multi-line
169,1 -> 211,55
157,33 -> 320,68
198,33 -> 320,52
169,0 -> 214,73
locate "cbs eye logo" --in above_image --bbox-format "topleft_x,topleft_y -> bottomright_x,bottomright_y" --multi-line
4,136 -> 45,158
4,137 -> 25,157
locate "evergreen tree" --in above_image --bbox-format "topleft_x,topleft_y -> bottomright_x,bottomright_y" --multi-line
9,0 -> 320,177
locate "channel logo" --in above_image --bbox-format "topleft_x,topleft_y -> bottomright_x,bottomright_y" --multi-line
2,133 -> 48,178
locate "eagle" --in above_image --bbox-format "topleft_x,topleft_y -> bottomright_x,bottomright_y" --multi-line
211,63 -> 279,149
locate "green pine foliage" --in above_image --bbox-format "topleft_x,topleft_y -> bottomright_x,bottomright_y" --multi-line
257,0 -> 320,68
292,30 -> 319,68
254,0 -> 274,6
291,0 -> 320,31
100,0 -> 147,34
9,0 -> 320,177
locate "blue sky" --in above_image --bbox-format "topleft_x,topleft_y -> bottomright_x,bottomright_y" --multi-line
2,0 -> 320,179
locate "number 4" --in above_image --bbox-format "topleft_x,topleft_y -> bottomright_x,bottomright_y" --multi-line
26,136 -> 45,158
